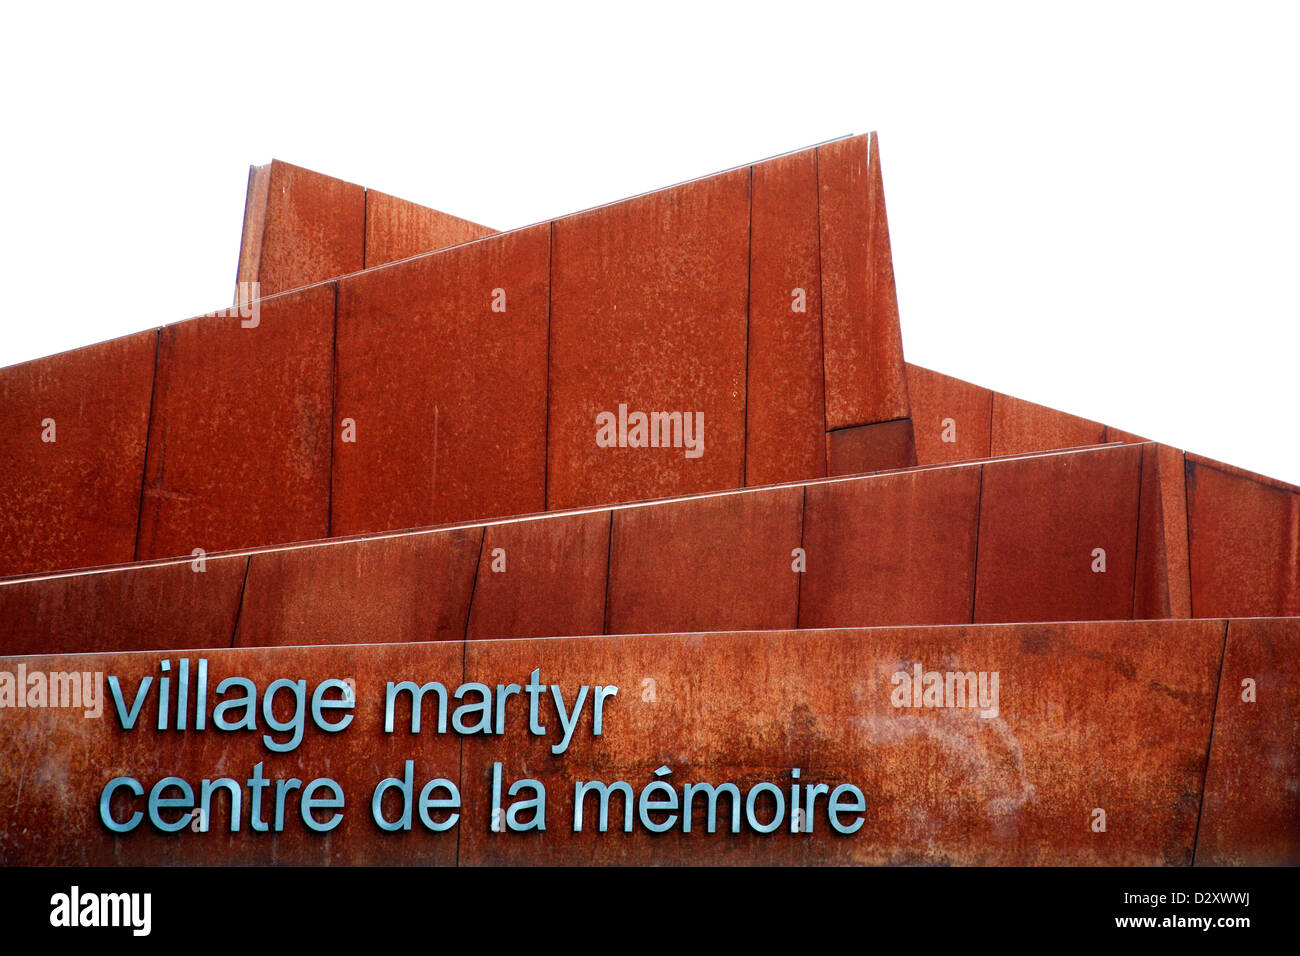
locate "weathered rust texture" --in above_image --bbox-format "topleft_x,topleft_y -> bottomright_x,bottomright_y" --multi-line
825,419 -> 917,476
235,528 -> 482,648
240,160 -> 366,297
906,364 -> 993,465
0,621 -> 1223,865
1133,443 -> 1191,619
800,464 -> 981,628
548,168 -> 750,511
746,149 -> 826,486
456,620 -> 1221,865
332,224 -> 549,536
1197,617 -> 1300,865
136,285 -> 335,561
1186,453 -> 1300,618
606,487 -> 803,634
4,444 -> 1215,655
364,190 -> 495,268
989,392 -> 1108,457
0,330 -> 157,577
975,444 -> 1142,623
817,133 -> 910,430
466,511 -> 611,641
0,641 -> 464,865
0,555 -> 247,656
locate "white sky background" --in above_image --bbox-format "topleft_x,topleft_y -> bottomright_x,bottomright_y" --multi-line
1,1 -> 1297,484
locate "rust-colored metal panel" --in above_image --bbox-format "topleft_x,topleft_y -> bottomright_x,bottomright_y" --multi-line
1186,454 -> 1300,618
1132,443 -> 1191,619
1104,425 -> 1148,444
364,190 -> 496,268
746,149 -> 826,486
1197,617 -> 1300,865
0,330 -> 157,578
466,511 -> 610,641
975,444 -> 1142,623
800,466 -> 981,627
0,621 -> 1228,865
234,163 -> 271,294
0,641 -> 464,865
606,486 -> 803,634
457,620 -> 1221,865
824,419 -> 917,476
242,160 -> 366,297
816,133 -> 909,430
0,555 -> 247,656
135,285 -> 335,561
906,364 -> 993,465
989,392 -> 1108,457
333,225 -> 549,536
235,528 -> 482,648
547,169 -> 750,511
9,443 -> 1195,651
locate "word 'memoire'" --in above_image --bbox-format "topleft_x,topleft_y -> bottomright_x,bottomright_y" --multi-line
595,403 -> 704,458
890,662 -> 1000,718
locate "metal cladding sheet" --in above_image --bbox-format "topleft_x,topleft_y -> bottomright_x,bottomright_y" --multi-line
0,555 -> 247,656
974,444 -> 1142,623
234,529 -> 483,648
333,225 -> 550,536
0,330 -> 157,577
825,419 -> 918,476
989,392 -> 1107,458
548,169 -> 750,510
1196,617 -> 1300,865
0,621 -> 1223,865
363,190 -> 496,269
1186,454 -> 1300,619
906,363 -> 993,465
135,286 -> 335,561
247,160 -> 366,297
746,149 -> 826,486
816,133 -> 909,430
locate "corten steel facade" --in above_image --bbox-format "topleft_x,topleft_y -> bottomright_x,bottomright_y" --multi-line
0,134 -> 1295,866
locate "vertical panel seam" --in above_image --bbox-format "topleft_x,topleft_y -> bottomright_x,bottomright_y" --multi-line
1286,491 -> 1299,615
795,484 -> 808,628
814,147 -> 829,445
1185,458 -> 1197,618
361,188 -> 370,270
327,282 -> 339,538
969,464 -> 986,624
742,165 -> 753,487
454,525 -> 485,867
462,526 -> 487,642
132,327 -> 163,562
455,600 -> 473,868
1130,446 -> 1146,619
230,554 -> 252,648
1191,618 -> 1230,866
544,221 -> 554,511
981,390 -> 994,459
602,510 -> 615,635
